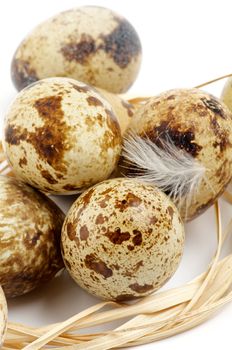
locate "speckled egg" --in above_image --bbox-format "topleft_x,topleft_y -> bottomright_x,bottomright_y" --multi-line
61,178 -> 184,301
221,78 -> 232,112
0,287 -> 7,346
121,89 -> 232,220
0,143 -> 5,166
11,6 -> 142,93
3,77 -> 121,194
97,88 -> 136,134
0,175 -> 64,298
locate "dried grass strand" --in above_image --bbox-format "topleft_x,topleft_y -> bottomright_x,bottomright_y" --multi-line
22,303 -> 111,350
125,72 -> 232,108
127,96 -> 149,105
223,191 -> 232,205
181,202 -> 222,313
1,144 -> 232,349
12,204 -> 230,349
194,73 -> 232,89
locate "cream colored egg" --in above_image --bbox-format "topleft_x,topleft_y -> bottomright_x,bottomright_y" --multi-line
97,88 -> 136,134
0,175 -> 64,298
221,77 -> 232,112
3,77 -> 121,194
11,6 -> 142,93
0,287 -> 7,346
61,178 -> 184,301
121,89 -> 232,220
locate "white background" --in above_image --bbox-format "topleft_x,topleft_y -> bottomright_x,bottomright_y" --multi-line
1,1 -> 232,349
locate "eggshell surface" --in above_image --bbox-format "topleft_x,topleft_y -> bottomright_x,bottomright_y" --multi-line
61,178 -> 184,301
3,77 -> 121,194
97,87 -> 136,134
0,287 -> 7,346
221,77 -> 232,112
124,89 -> 232,220
11,6 -> 142,93
0,175 -> 64,298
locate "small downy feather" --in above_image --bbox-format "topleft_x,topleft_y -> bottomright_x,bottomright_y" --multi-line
121,133 -> 210,219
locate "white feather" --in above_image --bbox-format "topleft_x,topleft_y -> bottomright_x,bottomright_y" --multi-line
122,133 -> 210,217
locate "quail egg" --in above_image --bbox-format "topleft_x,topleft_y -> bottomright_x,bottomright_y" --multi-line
221,77 -> 232,112
0,287 -> 7,346
3,77 -> 121,194
0,175 -> 64,298
121,89 -> 232,220
61,178 -> 184,301
11,6 -> 142,93
97,88 -> 136,134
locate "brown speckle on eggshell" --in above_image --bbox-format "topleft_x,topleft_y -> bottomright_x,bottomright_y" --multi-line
0,175 -> 64,298
11,6 -> 142,93
3,77 -> 122,194
61,178 -> 184,301
121,89 -> 232,220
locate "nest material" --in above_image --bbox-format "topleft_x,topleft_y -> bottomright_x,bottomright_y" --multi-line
1,135 -> 232,350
